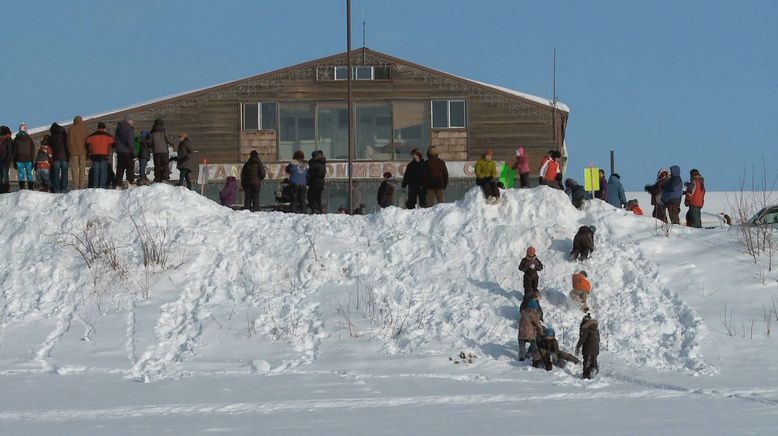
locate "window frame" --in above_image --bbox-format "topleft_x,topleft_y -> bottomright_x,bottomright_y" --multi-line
241,102 -> 278,131
316,65 -> 392,82
430,99 -> 467,129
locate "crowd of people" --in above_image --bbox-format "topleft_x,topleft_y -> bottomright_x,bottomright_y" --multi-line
0,116 -> 195,193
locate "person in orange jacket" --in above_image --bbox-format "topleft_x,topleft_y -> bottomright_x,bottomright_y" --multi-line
684,169 -> 705,228
626,199 -> 644,216
569,271 -> 592,311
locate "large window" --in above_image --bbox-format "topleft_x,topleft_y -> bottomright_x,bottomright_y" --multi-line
431,100 -> 466,128
241,102 -> 277,130
279,103 -> 316,160
317,102 -> 349,160
393,101 -> 430,157
356,102 -> 393,160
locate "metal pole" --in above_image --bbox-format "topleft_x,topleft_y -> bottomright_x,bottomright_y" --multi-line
610,150 -> 615,175
347,0 -> 354,211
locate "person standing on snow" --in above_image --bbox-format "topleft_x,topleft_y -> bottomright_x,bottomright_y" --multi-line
48,122 -> 69,193
114,115 -> 136,189
85,122 -> 114,189
402,148 -> 427,209
539,150 -> 562,189
176,133 -> 196,189
595,169 -> 608,201
0,126 -> 13,193
606,173 -> 627,209
285,150 -> 308,213
684,169 -> 705,228
240,150 -> 266,212
423,146 -> 448,206
307,150 -> 327,214
150,118 -> 174,183
136,131 -> 152,185
508,146 -> 531,188
377,171 -> 396,208
661,165 -> 684,225
67,116 -> 89,189
576,313 -> 601,379
474,149 -> 500,203
519,246 -> 544,296
12,123 -> 36,190
34,141 -> 54,191
518,299 -> 543,362
644,169 -> 669,223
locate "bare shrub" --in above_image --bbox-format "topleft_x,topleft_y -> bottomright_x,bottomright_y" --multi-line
56,217 -> 126,276
126,206 -> 181,270
722,303 -> 735,337
762,304 -> 772,337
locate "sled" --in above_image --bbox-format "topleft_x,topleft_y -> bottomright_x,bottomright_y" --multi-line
499,164 -> 516,189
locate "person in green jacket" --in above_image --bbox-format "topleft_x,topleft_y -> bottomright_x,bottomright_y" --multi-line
475,149 -> 500,204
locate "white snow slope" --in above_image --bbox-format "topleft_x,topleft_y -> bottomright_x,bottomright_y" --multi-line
1,185 -> 777,435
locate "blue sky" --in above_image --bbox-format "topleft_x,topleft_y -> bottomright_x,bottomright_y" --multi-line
1,0 -> 776,190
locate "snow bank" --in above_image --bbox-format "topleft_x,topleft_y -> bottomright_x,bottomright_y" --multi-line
0,185 -> 711,381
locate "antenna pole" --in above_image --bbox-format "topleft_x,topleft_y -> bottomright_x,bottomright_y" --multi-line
347,0 -> 354,211
553,48 -> 559,152
362,10 -> 366,64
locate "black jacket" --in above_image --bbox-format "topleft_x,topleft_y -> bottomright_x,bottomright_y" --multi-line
402,159 -> 425,189
12,131 -> 37,162
48,123 -> 69,161
308,157 -> 326,190
377,180 -> 395,208
176,138 -> 195,171
518,256 -> 544,280
576,319 -> 600,357
240,155 -> 265,189
0,137 -> 13,165
572,226 -> 595,253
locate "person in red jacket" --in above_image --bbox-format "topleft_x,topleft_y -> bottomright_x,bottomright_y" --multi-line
626,199 -> 644,216
539,151 -> 562,189
85,122 -> 114,188
569,271 -> 592,312
508,146 -> 531,188
684,169 -> 705,228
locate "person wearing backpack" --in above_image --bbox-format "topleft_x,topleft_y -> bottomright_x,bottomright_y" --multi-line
240,150 -> 266,212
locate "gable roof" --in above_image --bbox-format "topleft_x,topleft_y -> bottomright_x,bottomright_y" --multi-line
30,48 -> 568,135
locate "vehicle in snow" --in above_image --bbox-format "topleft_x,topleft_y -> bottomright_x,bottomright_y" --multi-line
748,205 -> 778,225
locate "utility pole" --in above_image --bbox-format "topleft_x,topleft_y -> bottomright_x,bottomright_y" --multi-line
347,0 -> 354,211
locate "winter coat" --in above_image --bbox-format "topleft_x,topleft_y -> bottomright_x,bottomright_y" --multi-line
518,308 -> 542,340
540,159 -> 560,182
572,272 -> 592,293
402,159 -> 425,189
137,132 -> 152,160
176,138 -> 195,171
150,120 -> 173,154
240,155 -> 265,189
685,176 -> 705,208
576,319 -> 600,357
474,157 -> 497,179
0,137 -> 13,165
35,146 -> 53,170
377,180 -> 395,208
114,120 -> 135,154
12,131 -> 37,162
595,175 -> 608,200
518,256 -> 544,280
511,147 -> 530,174
86,130 -> 114,157
308,157 -> 327,191
219,176 -> 239,206
48,123 -> 69,161
661,165 -> 683,205
572,226 -> 595,254
565,179 -> 587,206
538,336 -> 580,366
606,174 -> 627,208
67,116 -> 88,157
285,161 -> 308,186
423,156 -> 448,190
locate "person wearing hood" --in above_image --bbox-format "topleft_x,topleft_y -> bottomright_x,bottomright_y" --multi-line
176,132 -> 196,189
684,168 -> 706,228
644,168 -> 669,223
570,225 -> 595,261
136,130 -> 152,185
114,115 -> 136,188
606,173 -> 627,208
307,150 -> 326,214
219,176 -> 239,207
576,313 -> 600,379
661,165 -> 684,224
12,123 -> 36,190
402,148 -> 427,209
518,298 -> 543,362
285,150 -> 308,213
564,178 -> 588,209
595,169 -> 608,201
509,146 -> 531,188
377,171 -> 396,208
150,118 -> 174,182
67,116 -> 89,189
240,150 -> 266,212
48,122 -> 69,192
423,146 -> 448,206
0,126 -> 13,193
474,149 -> 500,203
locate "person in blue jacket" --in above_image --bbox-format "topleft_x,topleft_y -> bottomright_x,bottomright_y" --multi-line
606,173 -> 627,209
660,165 -> 684,224
285,150 -> 308,213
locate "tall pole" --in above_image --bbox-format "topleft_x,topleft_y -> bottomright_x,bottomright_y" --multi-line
347,0 -> 354,211
552,48 -> 558,152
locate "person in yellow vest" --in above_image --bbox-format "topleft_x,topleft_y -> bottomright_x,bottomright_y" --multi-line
569,270 -> 592,312
474,149 -> 500,204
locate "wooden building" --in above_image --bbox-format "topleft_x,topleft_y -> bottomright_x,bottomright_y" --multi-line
30,48 -> 569,192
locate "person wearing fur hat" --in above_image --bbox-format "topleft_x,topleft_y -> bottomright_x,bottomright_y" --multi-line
576,313 -> 600,379
518,247 -> 544,295
12,123 -> 36,190
0,126 -> 13,193
570,225 -> 595,260
377,171 -> 396,208
518,298 -> 543,362
644,168 -> 670,223
508,146 -> 531,188
684,169 -> 705,228
240,150 -> 266,212
402,148 -> 427,209
474,149 -> 500,203
307,150 -> 327,214
423,146 -> 448,206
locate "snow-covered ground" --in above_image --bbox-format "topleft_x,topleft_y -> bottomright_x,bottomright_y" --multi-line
1,185 -> 776,435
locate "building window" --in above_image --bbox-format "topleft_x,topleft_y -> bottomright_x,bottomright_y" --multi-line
431,100 -> 467,129
316,65 -> 391,81
279,102 -> 316,160
317,102 -> 349,160
242,102 -> 277,130
356,102 -> 393,160
393,101 -> 429,157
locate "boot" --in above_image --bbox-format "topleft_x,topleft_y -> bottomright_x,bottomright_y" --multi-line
18,181 -> 26,190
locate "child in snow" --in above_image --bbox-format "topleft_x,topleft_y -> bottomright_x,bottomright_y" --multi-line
219,176 -> 239,208
575,313 -> 600,379
34,141 -> 53,192
570,226 -> 595,261
519,247 -> 543,295
518,299 -> 543,362
474,149 -> 500,203
536,325 -> 580,371
626,199 -> 643,215
377,172 -> 396,208
569,271 -> 592,312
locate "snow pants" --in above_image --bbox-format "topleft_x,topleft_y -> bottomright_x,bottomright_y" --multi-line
582,354 -> 599,379
16,161 -> 33,183
36,169 -> 50,191
153,153 -> 170,182
518,172 -> 530,188
308,187 -> 324,214
518,339 -> 537,361
405,185 -> 427,209
244,182 -> 261,212
289,184 -> 307,213
477,177 -> 500,199
52,160 -> 69,193
115,152 -> 135,185
665,201 -> 681,225
686,206 -> 702,228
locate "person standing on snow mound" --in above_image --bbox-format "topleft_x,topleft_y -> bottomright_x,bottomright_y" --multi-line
0,126 -> 13,193
684,168 -> 705,228
570,225 -> 595,261
307,150 -> 327,214
595,169 -> 608,201
576,313 -> 600,379
377,171 -> 396,208
569,270 -> 592,312
240,150 -> 266,212
508,146 -> 531,188
519,246 -> 544,295
423,146 -> 448,206
606,173 -> 627,209
661,165 -> 684,225
402,148 -> 427,209
539,150 -> 562,189
644,168 -> 669,223
474,149 -> 500,204
518,299 -> 543,362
